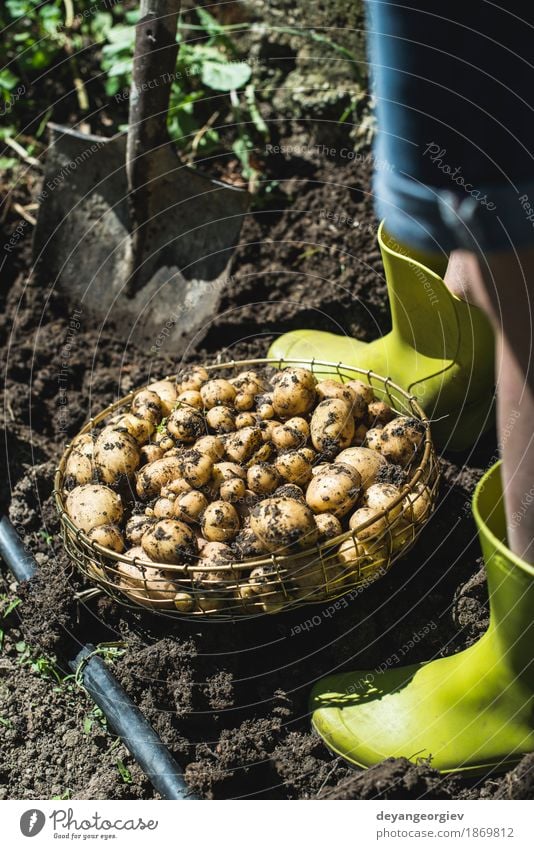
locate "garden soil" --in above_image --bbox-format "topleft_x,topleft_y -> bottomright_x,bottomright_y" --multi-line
1,146 -> 533,801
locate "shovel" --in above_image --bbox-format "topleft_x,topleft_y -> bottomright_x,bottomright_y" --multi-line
33,0 -> 249,351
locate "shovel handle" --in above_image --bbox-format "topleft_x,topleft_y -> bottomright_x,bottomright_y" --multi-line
127,0 -> 181,164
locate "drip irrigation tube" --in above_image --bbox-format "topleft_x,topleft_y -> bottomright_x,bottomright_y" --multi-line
0,515 -> 197,801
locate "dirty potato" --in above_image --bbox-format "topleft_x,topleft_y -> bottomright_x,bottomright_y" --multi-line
310,398 -> 355,455
336,446 -> 387,489
135,456 -> 182,499
141,519 -> 197,563
65,434 -> 94,485
167,406 -> 205,443
272,367 -> 316,418
250,497 -> 318,553
66,484 -> 123,533
94,428 -> 140,484
146,379 -> 178,416
200,379 -> 236,409
225,426 -> 263,463
202,501 -> 240,542
305,462 -> 361,517
87,523 -> 125,552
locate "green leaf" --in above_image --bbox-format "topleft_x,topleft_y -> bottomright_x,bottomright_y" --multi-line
201,60 -> 251,92
116,759 -> 133,784
0,70 -> 19,92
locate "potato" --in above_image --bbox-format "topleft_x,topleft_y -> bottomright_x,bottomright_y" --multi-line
391,517 -> 415,552
111,413 -> 155,444
94,428 -> 140,484
167,406 -> 205,443
200,378 -> 236,409
365,427 -> 384,452
404,482 -> 432,524
66,484 -> 123,533
316,379 -> 366,418
131,389 -> 163,424
362,483 -> 403,522
247,442 -> 275,467
256,396 -> 275,420
234,489 -> 259,521
250,497 -> 318,553
273,483 -> 305,501
174,592 -> 195,612
271,417 -> 309,451
315,512 -> 343,542
206,406 -> 235,433
299,446 -> 316,464
212,462 -> 246,486
233,527 -> 267,558
247,463 -> 280,496
233,583 -> 263,613
161,477 -> 192,497
87,524 -> 125,553
379,417 -> 425,466
195,593 -> 228,613
201,541 -> 234,566
349,506 -> 391,548
125,513 -> 155,545
225,426 -> 262,463
260,591 -> 288,613
135,456 -> 182,499
65,434 -> 94,485
305,462 -> 361,517
290,552 -> 347,601
140,443 -> 163,464
146,379 -> 178,416
220,477 -> 247,503
258,420 -> 281,442
336,446 -> 387,489
234,392 -> 255,412
117,547 -> 177,605
175,489 -> 209,524
346,379 -> 375,406
177,389 -> 203,410
230,370 -> 267,395
141,518 -> 197,563
275,450 -> 313,486
367,400 -> 396,427
235,412 -> 257,429
177,365 -> 209,393
194,435 -> 225,461
310,398 -> 355,456
153,496 -> 177,519
202,501 -> 240,542
352,422 -> 368,445
248,563 -> 283,595
337,537 -> 389,580
272,367 -> 316,417
311,462 -> 330,477
176,448 -> 213,488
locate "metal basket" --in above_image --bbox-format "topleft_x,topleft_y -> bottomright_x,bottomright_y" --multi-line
54,358 -> 440,620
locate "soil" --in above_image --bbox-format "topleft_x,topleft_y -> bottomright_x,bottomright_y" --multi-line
1,128 -> 533,800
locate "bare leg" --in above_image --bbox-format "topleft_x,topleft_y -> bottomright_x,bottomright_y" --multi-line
448,247 -> 534,562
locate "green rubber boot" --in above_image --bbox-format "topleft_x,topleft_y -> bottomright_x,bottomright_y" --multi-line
310,461 -> 534,775
268,222 -> 495,450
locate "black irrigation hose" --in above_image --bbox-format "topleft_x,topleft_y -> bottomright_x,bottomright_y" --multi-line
0,515 -> 197,801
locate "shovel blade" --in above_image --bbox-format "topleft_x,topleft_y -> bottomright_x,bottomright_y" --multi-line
33,124 -> 249,351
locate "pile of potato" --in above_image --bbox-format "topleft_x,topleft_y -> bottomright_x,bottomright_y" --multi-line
63,366 -> 432,614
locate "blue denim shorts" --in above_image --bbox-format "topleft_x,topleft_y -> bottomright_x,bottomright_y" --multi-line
366,1 -> 534,254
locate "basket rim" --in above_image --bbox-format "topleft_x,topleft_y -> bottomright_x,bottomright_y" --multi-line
53,356 -> 438,577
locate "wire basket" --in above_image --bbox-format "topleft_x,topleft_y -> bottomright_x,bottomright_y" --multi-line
54,358 -> 440,620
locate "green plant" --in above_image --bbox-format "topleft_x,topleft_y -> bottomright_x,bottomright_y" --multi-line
116,758 -> 133,784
